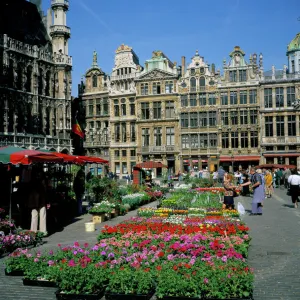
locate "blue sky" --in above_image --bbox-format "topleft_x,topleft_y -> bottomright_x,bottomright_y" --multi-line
42,0 -> 300,96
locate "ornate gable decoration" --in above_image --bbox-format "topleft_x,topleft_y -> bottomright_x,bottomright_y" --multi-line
136,68 -> 177,81
116,44 -> 132,53
228,46 -> 247,68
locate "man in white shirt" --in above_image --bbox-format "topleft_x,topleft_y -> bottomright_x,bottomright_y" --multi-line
287,169 -> 300,208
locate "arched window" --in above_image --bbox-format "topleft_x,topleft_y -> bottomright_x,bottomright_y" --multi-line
45,71 -> 51,96
199,77 -> 205,87
190,77 -> 196,92
92,75 -> 97,87
38,68 -> 43,95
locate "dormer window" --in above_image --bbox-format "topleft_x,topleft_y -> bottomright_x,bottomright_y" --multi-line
92,75 -> 97,87
153,82 -> 161,94
200,67 -> 205,74
190,68 -> 195,75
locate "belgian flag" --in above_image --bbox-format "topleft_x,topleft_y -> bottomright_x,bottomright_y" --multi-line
72,118 -> 84,139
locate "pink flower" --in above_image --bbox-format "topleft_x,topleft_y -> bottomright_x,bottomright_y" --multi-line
204,278 -> 209,284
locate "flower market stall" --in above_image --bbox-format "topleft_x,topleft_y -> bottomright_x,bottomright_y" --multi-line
3,186 -> 253,300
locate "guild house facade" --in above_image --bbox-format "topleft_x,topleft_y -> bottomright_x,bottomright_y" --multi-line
82,33 -> 300,178
0,0 -> 73,153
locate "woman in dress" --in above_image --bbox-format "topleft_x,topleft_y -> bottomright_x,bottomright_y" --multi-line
240,168 -> 264,215
265,170 -> 273,198
287,168 -> 300,208
223,173 -> 238,210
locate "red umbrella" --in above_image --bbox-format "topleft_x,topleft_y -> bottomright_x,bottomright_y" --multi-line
51,152 -> 85,165
77,155 -> 109,164
0,146 -> 63,165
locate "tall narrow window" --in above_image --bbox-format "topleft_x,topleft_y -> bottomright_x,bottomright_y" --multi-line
221,111 -> 229,125
199,77 -> 205,88
165,81 -> 173,93
130,123 -> 136,142
181,135 -> 189,149
92,75 -> 97,87
241,132 -> 248,148
250,110 -> 257,124
209,133 -> 217,147
249,90 -> 257,104
264,88 -> 272,108
114,100 -> 119,117
291,60 -> 295,73
181,95 -> 188,107
115,124 -> 120,142
190,94 -> 197,106
180,113 -> 189,128
166,127 -> 175,146
288,115 -> 296,136
142,128 -> 150,146
190,77 -> 196,92
276,116 -> 284,136
141,83 -> 148,95
230,92 -> 237,105
121,123 -> 126,142
88,100 -> 94,116
166,101 -> 175,118
230,111 -> 238,125
209,94 -> 216,105
275,87 -> 284,107
240,91 -> 247,104
141,102 -> 150,119
103,98 -> 108,115
222,133 -> 229,148
287,87 -> 295,107
239,70 -> 247,82
190,112 -> 198,128
199,134 -> 208,148
199,112 -> 208,127
191,134 -> 198,148
96,99 -> 101,115
221,93 -> 228,105
121,99 -> 126,116
229,71 -> 237,82
153,82 -> 161,94
265,116 -> 273,137
199,93 -> 207,106
130,103 -> 135,115
153,102 -> 162,119
240,110 -> 248,125
154,127 -> 162,146
250,131 -> 258,147
209,111 -> 216,126
231,132 -> 239,148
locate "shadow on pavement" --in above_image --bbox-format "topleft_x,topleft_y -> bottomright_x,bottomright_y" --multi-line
282,204 -> 296,209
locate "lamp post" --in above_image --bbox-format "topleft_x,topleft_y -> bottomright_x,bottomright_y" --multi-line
231,154 -> 234,173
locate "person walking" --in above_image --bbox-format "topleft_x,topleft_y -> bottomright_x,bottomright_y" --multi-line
241,170 -> 250,196
287,168 -> 300,208
283,168 -> 291,189
265,170 -> 273,198
212,170 -> 218,186
240,168 -> 264,215
218,166 -> 225,185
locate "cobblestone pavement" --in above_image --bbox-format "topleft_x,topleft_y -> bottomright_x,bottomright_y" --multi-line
1,189 -> 300,299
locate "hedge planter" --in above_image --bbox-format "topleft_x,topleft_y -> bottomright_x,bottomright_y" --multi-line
157,296 -> 201,300
55,289 -> 105,300
23,278 -> 57,288
5,269 -> 24,276
105,290 -> 155,300
204,298 -> 253,300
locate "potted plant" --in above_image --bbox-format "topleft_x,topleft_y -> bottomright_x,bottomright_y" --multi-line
4,249 -> 30,276
105,266 -> 155,300
55,262 -> 108,299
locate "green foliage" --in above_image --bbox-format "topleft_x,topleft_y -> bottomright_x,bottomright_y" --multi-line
107,267 -> 155,295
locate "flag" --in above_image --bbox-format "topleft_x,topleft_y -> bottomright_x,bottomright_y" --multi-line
72,118 -> 84,139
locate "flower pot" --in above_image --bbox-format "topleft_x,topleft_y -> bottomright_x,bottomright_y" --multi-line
5,269 -> 24,276
85,222 -> 95,232
55,289 -> 104,300
23,278 -> 57,287
92,214 -> 105,224
105,290 -> 154,300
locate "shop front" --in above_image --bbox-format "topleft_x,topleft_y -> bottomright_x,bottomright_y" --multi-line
263,153 -> 300,168
219,155 -> 261,172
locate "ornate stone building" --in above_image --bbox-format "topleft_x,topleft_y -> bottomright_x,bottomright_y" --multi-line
135,51 -> 180,176
0,0 -> 72,152
83,51 -> 110,162
82,33 -> 300,174
259,33 -> 300,167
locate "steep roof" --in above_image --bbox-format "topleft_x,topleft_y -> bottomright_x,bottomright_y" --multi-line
287,33 -> 300,54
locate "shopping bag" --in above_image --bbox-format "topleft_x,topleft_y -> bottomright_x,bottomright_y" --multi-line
237,202 -> 245,215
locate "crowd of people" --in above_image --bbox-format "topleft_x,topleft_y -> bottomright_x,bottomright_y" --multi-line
218,166 -> 300,215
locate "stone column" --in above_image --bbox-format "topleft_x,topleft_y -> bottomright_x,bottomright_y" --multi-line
273,116 -> 276,138
175,154 -> 180,175
284,115 -> 288,138
296,115 -> 300,137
